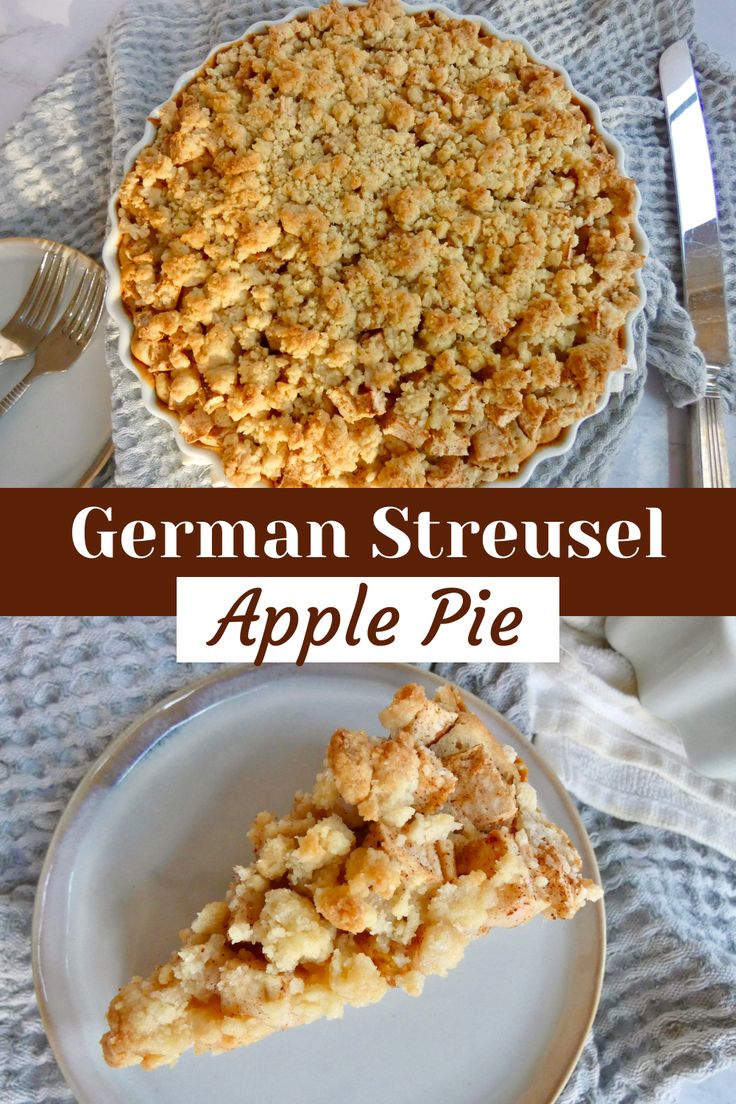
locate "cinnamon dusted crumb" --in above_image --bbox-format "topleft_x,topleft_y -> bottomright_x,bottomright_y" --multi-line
117,0 -> 642,487
101,682 -> 601,1070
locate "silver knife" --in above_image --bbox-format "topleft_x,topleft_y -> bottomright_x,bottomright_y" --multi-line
659,40 -> 731,487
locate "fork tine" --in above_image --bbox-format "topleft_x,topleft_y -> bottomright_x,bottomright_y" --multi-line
15,247 -> 55,325
80,276 -> 107,342
61,269 -> 95,332
65,271 -> 98,342
23,247 -> 61,327
78,275 -> 106,340
27,252 -> 69,333
65,271 -> 105,343
70,272 -> 104,344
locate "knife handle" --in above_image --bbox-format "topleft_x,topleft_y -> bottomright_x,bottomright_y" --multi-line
689,389 -> 731,488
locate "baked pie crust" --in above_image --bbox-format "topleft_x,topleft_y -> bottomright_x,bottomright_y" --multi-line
101,682 -> 601,1069
117,0 -> 642,486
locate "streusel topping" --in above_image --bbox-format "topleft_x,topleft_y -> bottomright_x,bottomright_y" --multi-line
118,0 -> 642,486
101,683 -> 601,1069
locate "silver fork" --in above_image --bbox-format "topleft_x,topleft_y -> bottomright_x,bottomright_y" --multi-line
0,267 -> 106,419
0,245 -> 70,366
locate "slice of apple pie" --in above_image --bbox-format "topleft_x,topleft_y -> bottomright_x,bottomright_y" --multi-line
101,683 -> 601,1069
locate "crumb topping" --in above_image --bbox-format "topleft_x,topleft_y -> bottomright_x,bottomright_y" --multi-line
101,682 -> 601,1070
117,0 -> 642,486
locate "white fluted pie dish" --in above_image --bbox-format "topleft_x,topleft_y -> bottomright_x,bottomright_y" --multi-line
103,1 -> 648,488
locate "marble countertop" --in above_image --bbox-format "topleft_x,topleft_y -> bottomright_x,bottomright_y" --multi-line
0,5 -> 734,1101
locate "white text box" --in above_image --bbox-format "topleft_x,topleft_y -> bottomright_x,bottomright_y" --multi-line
176,576 -> 559,665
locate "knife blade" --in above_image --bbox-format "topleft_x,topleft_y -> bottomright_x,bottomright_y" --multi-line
659,39 -> 731,487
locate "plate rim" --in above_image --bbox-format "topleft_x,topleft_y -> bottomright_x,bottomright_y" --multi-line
0,235 -> 113,488
102,0 -> 649,489
32,662 -> 605,1104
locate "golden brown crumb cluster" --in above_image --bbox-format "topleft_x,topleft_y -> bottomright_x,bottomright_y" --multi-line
101,683 -> 601,1069
117,0 -> 642,487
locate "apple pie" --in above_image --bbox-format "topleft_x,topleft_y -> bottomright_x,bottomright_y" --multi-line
116,0 -> 643,487
101,682 -> 601,1069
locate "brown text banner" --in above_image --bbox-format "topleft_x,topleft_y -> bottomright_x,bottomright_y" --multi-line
0,489 -> 731,615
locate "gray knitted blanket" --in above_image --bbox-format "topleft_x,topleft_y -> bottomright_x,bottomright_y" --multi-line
2,620 -> 735,1103
2,0 -> 734,485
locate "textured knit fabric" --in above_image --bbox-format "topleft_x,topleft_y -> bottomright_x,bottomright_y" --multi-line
1,618 -> 211,1104
1,0 -> 734,486
1,621 -> 735,1102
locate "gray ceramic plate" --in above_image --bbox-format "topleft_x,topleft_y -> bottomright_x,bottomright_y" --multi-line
33,664 -> 604,1104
